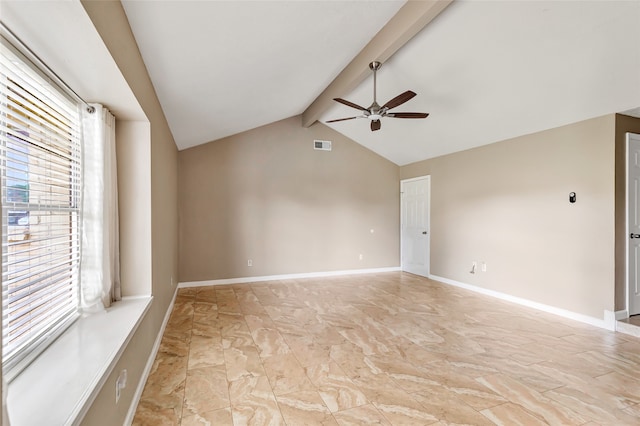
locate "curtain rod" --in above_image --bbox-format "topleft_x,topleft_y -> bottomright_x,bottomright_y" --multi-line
0,21 -> 94,113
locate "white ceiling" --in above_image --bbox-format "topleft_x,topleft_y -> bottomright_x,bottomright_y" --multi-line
121,0 -> 405,150
122,0 -> 640,165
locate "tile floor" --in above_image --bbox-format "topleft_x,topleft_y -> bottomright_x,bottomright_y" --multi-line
132,272 -> 640,425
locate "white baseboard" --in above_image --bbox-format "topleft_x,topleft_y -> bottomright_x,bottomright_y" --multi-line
124,287 -> 179,425
604,310 -> 617,331
604,310 -> 631,331
617,320 -> 640,338
615,309 -> 629,320
179,266 -> 402,288
613,309 -> 640,338
429,274 -> 608,330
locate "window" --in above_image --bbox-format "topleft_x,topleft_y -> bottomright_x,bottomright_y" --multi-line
1,39 -> 82,374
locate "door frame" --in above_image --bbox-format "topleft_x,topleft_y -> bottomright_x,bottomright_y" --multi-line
400,175 -> 431,277
626,133 -> 640,316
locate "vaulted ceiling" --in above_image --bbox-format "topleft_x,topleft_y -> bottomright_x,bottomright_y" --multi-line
122,0 -> 640,166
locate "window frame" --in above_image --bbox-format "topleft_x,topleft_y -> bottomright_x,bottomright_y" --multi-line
1,36 -> 83,379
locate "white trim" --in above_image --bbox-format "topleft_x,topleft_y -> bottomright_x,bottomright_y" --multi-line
8,296 -> 153,426
616,309 -> 629,320
626,132 -> 640,316
77,297 -> 153,425
400,175 -> 431,184
429,274 -> 608,329
616,320 -> 640,338
608,310 -> 630,333
178,267 -> 402,288
626,132 -> 630,315
604,310 -> 617,331
124,289 -> 178,425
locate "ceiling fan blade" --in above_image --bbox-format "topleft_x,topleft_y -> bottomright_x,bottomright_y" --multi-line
371,120 -> 381,131
382,90 -> 416,110
333,98 -> 368,112
386,112 -> 429,119
326,116 -> 359,123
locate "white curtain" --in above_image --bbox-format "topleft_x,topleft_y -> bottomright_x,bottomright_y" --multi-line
80,104 -> 121,311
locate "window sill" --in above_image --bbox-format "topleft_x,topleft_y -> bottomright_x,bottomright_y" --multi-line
7,296 -> 153,426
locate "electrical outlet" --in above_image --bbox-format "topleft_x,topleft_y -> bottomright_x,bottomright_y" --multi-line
115,369 -> 127,403
247,259 -> 252,267
359,254 -> 363,260
481,262 -> 487,272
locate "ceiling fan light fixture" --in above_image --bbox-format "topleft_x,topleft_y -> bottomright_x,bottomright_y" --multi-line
327,61 -> 429,131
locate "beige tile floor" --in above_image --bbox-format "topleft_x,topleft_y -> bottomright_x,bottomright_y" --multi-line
133,272 -> 640,425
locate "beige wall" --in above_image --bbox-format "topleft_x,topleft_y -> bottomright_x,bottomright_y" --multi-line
80,1 -> 179,424
401,115 -> 616,319
115,121 -> 152,296
614,114 -> 640,310
179,116 -> 400,282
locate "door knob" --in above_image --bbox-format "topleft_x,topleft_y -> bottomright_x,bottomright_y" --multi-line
631,233 -> 640,239
422,231 -> 428,235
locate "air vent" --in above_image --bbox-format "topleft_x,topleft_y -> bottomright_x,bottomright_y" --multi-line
314,140 -> 332,151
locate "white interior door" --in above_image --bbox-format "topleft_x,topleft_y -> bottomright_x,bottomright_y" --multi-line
401,176 -> 430,277
628,133 -> 640,316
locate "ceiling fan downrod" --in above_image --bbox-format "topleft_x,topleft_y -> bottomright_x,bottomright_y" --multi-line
370,61 -> 381,106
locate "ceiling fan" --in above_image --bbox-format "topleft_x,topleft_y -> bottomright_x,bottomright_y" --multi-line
327,61 -> 429,131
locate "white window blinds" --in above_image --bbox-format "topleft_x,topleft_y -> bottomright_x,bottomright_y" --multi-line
1,39 -> 82,372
